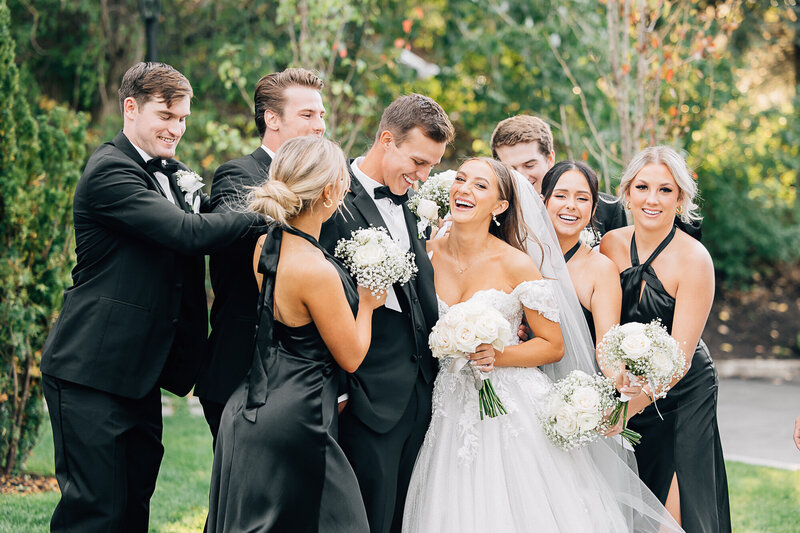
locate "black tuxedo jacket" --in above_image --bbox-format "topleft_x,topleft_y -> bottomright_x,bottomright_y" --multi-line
594,192 -> 628,236
41,131 -> 255,399
195,148 -> 272,404
320,170 -> 438,433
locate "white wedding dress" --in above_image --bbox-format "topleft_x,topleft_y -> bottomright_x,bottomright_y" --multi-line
402,280 -> 632,533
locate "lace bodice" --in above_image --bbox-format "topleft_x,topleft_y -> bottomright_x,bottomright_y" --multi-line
428,279 -> 561,464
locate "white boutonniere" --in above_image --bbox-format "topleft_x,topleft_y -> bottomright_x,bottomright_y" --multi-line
174,169 -> 204,212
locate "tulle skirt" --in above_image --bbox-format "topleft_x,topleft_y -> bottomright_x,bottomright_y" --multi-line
403,364 -> 682,533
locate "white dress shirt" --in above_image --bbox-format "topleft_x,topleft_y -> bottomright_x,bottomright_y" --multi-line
350,157 -> 410,313
132,142 -> 175,204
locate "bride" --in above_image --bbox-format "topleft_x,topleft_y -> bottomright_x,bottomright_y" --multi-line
402,158 -> 681,532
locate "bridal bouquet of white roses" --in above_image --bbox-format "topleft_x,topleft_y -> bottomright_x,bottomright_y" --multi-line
429,300 -> 513,419
540,370 -> 618,450
407,169 -> 456,237
598,320 -> 686,445
334,227 -> 417,295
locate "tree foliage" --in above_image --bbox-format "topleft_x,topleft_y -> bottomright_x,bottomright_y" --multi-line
0,0 -> 88,474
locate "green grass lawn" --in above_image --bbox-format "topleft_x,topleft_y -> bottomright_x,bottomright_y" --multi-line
2,396 -> 800,532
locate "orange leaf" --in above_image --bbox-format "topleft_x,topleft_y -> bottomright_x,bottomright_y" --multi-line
339,47 -> 348,58
402,19 -> 413,33
668,106 -> 678,117
621,64 -> 631,75
413,7 -> 424,18
665,68 -> 674,82
394,38 -> 405,48
580,151 -> 589,161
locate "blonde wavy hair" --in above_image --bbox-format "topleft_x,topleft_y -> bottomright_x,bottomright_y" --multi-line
619,145 -> 701,223
248,136 -> 349,224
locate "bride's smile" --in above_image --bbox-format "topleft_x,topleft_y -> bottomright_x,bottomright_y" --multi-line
449,159 -> 507,224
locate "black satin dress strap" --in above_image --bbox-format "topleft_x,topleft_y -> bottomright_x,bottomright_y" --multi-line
563,240 -> 596,343
245,224 -> 347,420
620,226 -> 676,331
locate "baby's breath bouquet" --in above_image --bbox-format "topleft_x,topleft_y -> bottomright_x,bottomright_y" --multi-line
598,320 -> 687,445
408,169 -> 456,237
539,370 -> 618,450
429,300 -> 513,419
334,227 -> 417,295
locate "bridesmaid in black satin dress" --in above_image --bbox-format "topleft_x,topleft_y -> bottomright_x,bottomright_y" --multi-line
208,136 -> 384,533
601,146 -> 731,533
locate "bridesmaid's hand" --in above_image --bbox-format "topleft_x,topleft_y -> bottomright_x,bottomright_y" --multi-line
603,408 -> 624,438
357,286 -> 387,310
616,372 -> 643,399
794,416 -> 800,451
469,343 -> 496,372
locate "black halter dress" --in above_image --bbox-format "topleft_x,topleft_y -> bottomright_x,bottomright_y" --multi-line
621,227 -> 731,533
208,225 -> 369,533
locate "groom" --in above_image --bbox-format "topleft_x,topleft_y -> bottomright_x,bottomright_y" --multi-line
320,94 -> 454,533
40,62 -> 256,532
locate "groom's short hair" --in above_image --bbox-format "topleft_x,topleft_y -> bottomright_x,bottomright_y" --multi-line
490,115 -> 553,159
254,68 -> 324,138
376,94 -> 455,146
118,62 -> 193,111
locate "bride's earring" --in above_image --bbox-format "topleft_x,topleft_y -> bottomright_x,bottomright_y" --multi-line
625,201 -> 631,210
492,213 -> 500,226
323,198 -> 333,208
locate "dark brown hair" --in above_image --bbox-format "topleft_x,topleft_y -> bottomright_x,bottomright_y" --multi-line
118,62 -> 192,111
541,160 -> 600,226
375,93 -> 455,146
490,115 -> 553,159
254,68 -> 324,138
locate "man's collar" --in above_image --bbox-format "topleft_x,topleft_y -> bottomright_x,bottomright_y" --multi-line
350,157 -> 384,197
130,140 -> 156,163
261,144 -> 276,160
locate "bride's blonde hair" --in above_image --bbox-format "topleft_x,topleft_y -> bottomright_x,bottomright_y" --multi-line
248,136 -> 349,224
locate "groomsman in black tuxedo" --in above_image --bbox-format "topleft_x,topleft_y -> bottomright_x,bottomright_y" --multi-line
40,62 -> 256,533
320,94 -> 454,533
491,114 -> 628,236
194,68 -> 326,445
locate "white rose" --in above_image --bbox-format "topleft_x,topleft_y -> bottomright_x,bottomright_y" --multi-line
474,315 -> 499,344
620,333 -> 651,361
174,170 -> 204,194
651,350 -> 675,377
429,327 -> 455,358
352,241 -> 384,267
555,405 -> 579,436
570,386 -> 601,414
453,322 -> 479,354
576,411 -> 602,432
618,322 -> 647,337
417,198 -> 440,221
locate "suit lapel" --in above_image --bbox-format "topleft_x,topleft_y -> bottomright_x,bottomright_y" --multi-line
165,165 -> 192,213
346,171 -> 389,232
111,131 -> 173,201
249,147 -> 272,177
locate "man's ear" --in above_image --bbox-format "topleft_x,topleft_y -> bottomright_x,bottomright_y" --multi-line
265,109 -> 281,132
546,150 -> 555,168
123,97 -> 138,119
379,130 -> 394,150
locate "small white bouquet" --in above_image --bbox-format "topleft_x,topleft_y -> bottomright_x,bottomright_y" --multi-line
598,320 -> 687,444
407,169 -> 456,237
429,300 -> 513,419
334,227 -> 418,295
579,225 -> 601,248
540,370 -> 618,450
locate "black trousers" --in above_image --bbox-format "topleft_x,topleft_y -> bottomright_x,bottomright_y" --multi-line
42,374 -> 163,533
338,379 -> 432,533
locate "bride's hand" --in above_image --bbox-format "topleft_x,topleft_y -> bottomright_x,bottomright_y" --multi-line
469,343 -> 496,372
357,286 -> 387,310
616,372 -> 643,399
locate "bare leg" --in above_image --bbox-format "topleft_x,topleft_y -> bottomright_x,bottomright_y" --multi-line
664,473 -> 681,526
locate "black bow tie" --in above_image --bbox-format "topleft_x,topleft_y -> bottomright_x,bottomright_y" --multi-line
373,185 -> 408,205
146,157 -> 179,175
